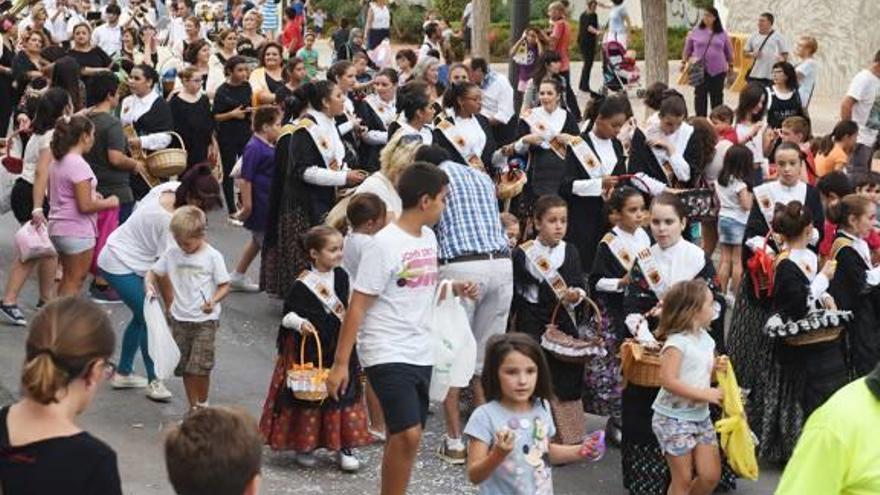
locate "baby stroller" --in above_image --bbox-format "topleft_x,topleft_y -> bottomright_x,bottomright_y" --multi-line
601,40 -> 640,95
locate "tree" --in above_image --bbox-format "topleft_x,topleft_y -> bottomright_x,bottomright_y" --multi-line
641,0 -> 669,86
471,0 -> 491,59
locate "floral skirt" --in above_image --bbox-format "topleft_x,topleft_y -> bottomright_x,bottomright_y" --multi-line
259,336 -> 372,452
261,207 -> 310,297
582,304 -> 622,420
726,281 -> 773,433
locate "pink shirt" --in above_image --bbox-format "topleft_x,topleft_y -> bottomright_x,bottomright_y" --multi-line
48,153 -> 98,238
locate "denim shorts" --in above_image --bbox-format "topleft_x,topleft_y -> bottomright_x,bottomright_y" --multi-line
717,216 -> 746,245
652,413 -> 718,456
50,235 -> 96,255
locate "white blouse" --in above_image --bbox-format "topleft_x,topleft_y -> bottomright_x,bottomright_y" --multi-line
571,131 -> 620,197
302,111 -> 349,187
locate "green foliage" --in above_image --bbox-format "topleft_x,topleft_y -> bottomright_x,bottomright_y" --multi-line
391,2 -> 427,43
432,0 -> 468,21
311,0 -> 361,24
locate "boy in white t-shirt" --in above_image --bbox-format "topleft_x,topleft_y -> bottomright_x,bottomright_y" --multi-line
145,206 -> 231,410
327,162 -> 477,495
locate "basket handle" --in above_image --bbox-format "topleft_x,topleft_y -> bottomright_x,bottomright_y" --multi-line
550,294 -> 604,327
299,329 -> 323,370
167,131 -> 187,152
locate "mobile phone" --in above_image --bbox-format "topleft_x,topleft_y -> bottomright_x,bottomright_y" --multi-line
86,11 -> 102,21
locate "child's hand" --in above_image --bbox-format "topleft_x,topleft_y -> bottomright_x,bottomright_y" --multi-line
579,430 -> 606,461
618,273 -> 631,289
300,321 -> 318,336
145,283 -> 158,300
492,428 -> 515,457
714,355 -> 729,375
703,387 -> 724,406
201,300 -> 215,314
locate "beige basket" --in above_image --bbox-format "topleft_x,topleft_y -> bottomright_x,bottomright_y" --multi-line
620,338 -> 663,388
146,132 -> 187,179
286,331 -> 329,402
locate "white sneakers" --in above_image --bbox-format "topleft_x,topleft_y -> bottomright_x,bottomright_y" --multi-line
145,380 -> 173,402
294,450 -> 360,472
338,449 -> 360,472
112,374 -> 172,401
111,373 -> 148,389
230,272 -> 260,293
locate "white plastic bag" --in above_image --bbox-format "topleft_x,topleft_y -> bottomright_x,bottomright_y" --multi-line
144,297 -> 181,380
14,222 -> 56,261
428,280 -> 477,402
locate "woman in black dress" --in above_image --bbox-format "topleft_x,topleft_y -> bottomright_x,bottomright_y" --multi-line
12,30 -> 49,106
274,57 -> 307,117
577,1 -> 600,97
433,81 -> 499,175
170,66 -> 215,170
0,19 -> 17,136
829,194 -> 880,377
275,80 -> 367,287
766,62 -> 804,130
67,23 -> 112,105
213,55 -> 254,218
760,201 -> 849,463
560,94 -> 630,269
327,60 -> 364,169
249,41 -> 285,105
356,68 -> 398,172
628,92 -> 701,197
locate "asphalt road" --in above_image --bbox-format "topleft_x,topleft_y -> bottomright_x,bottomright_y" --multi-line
0,207 -> 785,494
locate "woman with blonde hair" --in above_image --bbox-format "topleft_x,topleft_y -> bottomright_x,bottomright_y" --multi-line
238,9 -> 266,59
0,297 -> 122,493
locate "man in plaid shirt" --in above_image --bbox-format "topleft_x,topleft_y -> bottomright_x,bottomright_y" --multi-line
415,146 -> 513,465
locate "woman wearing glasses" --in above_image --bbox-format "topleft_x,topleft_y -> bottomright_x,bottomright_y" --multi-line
433,81 -> 500,175
0,297 -> 122,494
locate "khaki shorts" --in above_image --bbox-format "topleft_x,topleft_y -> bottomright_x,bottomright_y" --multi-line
171,319 -> 219,376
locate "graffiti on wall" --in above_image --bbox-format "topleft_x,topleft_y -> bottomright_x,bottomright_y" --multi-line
667,0 -> 702,28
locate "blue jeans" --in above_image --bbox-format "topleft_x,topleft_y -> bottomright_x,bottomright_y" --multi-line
102,270 -> 156,381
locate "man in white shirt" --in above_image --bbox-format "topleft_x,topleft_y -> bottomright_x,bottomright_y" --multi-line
460,1 -> 473,52
418,21 -> 444,63
91,3 -> 122,57
468,57 -> 516,145
841,49 -> 880,174
165,0 -> 191,48
744,12 -> 789,88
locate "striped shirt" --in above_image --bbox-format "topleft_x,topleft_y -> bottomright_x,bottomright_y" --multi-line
435,161 -> 509,260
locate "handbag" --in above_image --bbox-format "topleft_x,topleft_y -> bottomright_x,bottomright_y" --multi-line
678,176 -> 719,222
14,222 -> 56,261
549,398 -> 587,445
688,32 -> 715,87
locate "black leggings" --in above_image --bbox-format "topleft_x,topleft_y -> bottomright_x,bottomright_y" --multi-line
693,70 -> 726,117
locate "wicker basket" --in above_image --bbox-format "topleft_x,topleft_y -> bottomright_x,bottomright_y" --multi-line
540,297 -> 606,364
145,132 -> 187,179
286,331 -> 329,402
497,169 -> 527,201
784,326 -> 843,347
620,338 -> 663,388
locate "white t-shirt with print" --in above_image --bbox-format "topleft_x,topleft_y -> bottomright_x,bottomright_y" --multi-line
151,243 -> 231,322
354,222 -> 439,368
846,69 -> 880,147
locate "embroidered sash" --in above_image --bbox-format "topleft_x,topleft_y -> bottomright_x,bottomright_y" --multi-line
300,118 -> 342,171
568,136 -> 603,178
297,270 -> 346,322
521,240 -> 577,326
600,232 -> 636,271
364,94 -> 394,129
522,109 -> 566,160
436,118 -> 485,171
635,247 -> 667,298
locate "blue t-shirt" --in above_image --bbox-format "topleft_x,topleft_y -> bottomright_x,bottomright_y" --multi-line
463,400 -> 556,495
652,329 -> 716,421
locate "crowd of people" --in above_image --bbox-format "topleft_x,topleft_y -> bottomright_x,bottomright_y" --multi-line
1,0 -> 880,494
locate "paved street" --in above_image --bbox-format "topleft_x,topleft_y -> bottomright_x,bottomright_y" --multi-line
0,209 -> 782,494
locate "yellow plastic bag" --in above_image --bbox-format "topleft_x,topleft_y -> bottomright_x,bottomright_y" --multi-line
714,359 -> 759,480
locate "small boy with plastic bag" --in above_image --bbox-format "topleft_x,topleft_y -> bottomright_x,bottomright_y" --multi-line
145,206 -> 230,411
